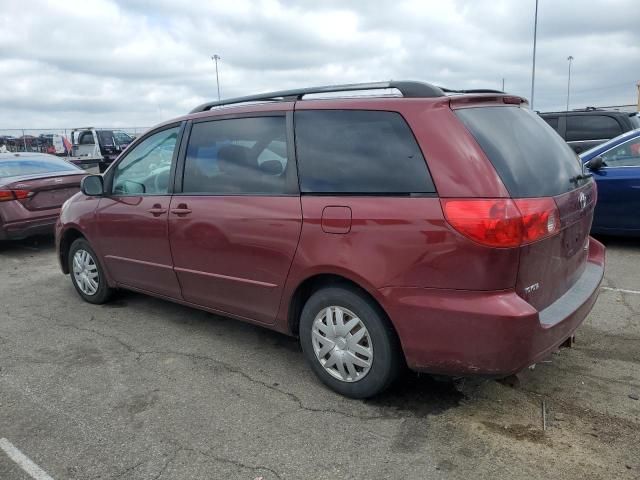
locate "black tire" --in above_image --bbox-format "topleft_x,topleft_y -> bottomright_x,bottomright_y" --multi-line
299,285 -> 402,398
68,238 -> 113,304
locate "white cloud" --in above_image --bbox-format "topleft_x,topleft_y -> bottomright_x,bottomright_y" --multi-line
0,0 -> 638,129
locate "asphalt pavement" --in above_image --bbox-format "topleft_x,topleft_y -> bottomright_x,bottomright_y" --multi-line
0,235 -> 638,479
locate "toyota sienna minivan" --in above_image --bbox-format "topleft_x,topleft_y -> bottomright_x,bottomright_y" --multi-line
56,81 -> 605,398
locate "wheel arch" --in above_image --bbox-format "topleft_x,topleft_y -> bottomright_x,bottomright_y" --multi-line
286,273 -> 397,342
59,227 -> 86,274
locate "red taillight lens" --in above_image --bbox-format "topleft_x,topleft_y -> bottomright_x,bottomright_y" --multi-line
514,198 -> 560,244
441,198 -> 560,248
0,189 -> 32,202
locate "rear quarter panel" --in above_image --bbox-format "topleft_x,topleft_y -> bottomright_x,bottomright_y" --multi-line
276,196 -> 520,330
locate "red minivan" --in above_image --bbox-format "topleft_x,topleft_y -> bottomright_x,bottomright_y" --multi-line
55,81 -> 605,398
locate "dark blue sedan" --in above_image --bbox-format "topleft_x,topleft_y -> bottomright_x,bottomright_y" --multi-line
580,128 -> 640,236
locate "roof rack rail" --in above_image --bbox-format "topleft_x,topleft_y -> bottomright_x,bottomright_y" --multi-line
441,88 -> 505,94
190,80 -> 445,113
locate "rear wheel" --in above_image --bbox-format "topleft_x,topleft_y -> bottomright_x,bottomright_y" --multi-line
68,238 -> 113,304
299,286 -> 401,398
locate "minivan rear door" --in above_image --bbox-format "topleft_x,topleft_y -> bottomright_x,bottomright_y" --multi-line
455,104 -> 596,311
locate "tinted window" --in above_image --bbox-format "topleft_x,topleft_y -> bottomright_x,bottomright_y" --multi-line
600,136 -> 640,167
78,132 -> 95,145
97,131 -> 115,146
295,110 -> 434,194
183,116 -> 291,195
566,115 -> 622,141
456,106 -> 584,197
0,157 -> 81,179
542,116 -> 559,132
112,127 -> 179,195
629,114 -> 640,129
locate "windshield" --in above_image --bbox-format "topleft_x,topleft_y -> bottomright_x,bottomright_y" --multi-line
114,131 -> 133,146
0,157 -> 81,179
580,128 -> 640,159
629,114 -> 640,129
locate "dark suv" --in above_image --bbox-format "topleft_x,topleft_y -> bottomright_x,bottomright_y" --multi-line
540,108 -> 640,154
56,81 -> 605,398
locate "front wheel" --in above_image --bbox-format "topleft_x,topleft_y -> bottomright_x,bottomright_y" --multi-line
68,238 -> 113,304
299,286 -> 402,398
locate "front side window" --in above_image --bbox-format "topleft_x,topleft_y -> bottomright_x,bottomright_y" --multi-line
112,126 -> 179,195
601,136 -> 640,167
295,110 -> 435,194
182,116 -> 290,195
566,115 -> 622,141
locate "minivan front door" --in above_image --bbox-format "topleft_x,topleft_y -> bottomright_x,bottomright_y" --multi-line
168,115 -> 302,324
96,125 -> 182,298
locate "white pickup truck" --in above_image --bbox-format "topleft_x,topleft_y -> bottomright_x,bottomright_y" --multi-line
67,128 -> 135,172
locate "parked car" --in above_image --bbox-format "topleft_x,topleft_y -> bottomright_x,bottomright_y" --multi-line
0,153 -> 85,240
55,81 -> 605,398
540,108 -> 640,154
580,128 -> 640,236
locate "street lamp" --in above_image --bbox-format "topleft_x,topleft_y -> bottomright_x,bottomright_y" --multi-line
566,56 -> 574,112
530,0 -> 539,109
211,54 -> 221,101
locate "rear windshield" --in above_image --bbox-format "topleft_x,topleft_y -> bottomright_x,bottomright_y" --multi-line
456,106 -> 584,197
0,157 -> 81,179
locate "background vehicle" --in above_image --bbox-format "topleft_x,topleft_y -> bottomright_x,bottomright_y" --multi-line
580,128 -> 640,236
56,81 -> 605,398
0,153 -> 85,240
69,128 -> 134,172
540,108 -> 640,154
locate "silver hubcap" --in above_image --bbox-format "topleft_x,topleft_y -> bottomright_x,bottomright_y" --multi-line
72,249 -> 99,296
311,306 -> 373,383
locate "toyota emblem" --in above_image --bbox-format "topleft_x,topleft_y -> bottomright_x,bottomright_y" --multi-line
578,192 -> 587,210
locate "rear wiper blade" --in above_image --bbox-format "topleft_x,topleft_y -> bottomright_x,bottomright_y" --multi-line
570,172 -> 593,183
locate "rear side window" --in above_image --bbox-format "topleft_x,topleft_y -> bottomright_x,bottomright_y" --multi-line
78,132 -> 95,145
295,110 -> 435,194
566,115 -> 622,141
182,116 -> 292,195
456,106 -> 584,198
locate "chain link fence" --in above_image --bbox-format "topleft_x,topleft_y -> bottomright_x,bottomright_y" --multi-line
0,127 -> 150,154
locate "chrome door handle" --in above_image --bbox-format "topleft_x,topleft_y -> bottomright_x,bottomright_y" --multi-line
170,204 -> 192,216
147,206 -> 167,216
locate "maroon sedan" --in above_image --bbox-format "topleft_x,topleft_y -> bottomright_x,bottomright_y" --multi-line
0,153 -> 85,240
56,81 -> 605,398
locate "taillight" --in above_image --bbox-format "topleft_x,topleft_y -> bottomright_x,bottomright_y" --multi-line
0,189 -> 32,202
441,198 -> 560,248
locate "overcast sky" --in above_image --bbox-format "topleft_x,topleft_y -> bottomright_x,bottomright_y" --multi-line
0,0 -> 638,129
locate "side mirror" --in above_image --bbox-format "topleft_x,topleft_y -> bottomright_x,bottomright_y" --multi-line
585,156 -> 604,171
80,175 -> 104,196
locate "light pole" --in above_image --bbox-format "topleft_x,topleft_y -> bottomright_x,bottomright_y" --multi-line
566,56 -> 574,112
530,0 -> 539,109
211,54 -> 221,101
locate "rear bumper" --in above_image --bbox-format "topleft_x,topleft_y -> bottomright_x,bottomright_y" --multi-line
0,215 -> 58,240
379,237 -> 606,376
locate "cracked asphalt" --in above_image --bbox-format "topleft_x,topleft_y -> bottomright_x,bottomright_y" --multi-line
0,235 -> 639,479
